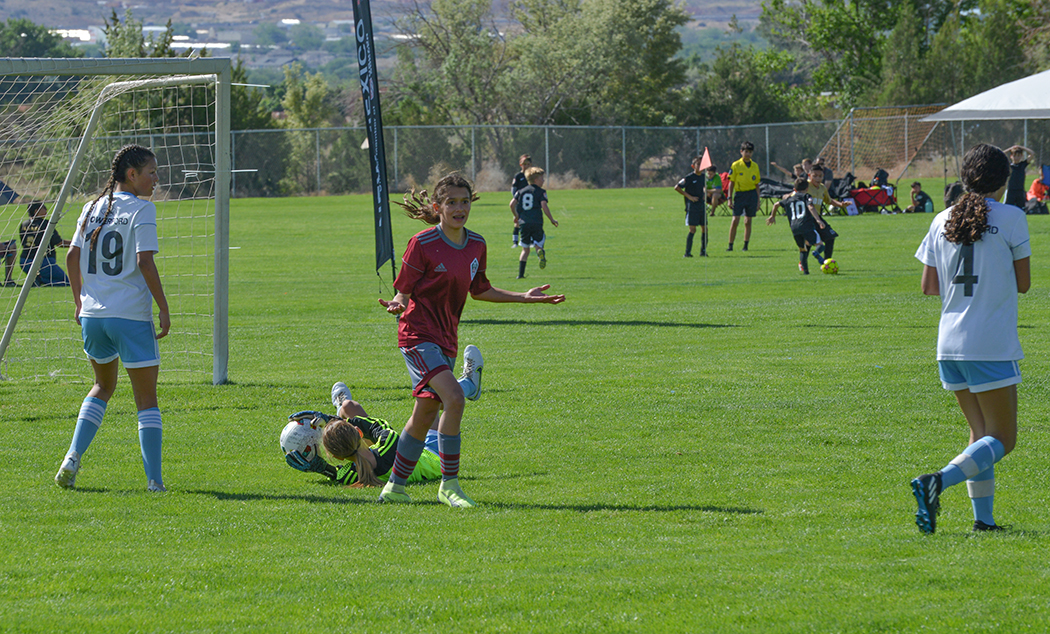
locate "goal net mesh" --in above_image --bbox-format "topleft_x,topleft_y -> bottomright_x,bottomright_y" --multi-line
0,72 -> 217,382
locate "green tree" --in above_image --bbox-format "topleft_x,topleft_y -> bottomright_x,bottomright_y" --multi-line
103,10 -> 199,58
678,44 -> 806,126
289,24 -> 324,50
231,59 -> 276,131
278,63 -> 338,193
254,23 -> 288,46
761,0 -> 886,109
879,0 -> 926,105
0,18 -> 82,58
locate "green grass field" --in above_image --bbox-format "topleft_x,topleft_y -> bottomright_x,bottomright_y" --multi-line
3,188 -> 1050,632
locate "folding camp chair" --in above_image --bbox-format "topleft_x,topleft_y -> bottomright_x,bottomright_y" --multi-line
849,187 -> 901,214
759,177 -> 793,215
708,172 -> 732,216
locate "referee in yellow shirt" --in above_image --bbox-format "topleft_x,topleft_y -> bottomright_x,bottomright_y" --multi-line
726,141 -> 761,252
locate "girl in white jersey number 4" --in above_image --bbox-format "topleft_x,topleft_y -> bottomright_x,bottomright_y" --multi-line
911,144 -> 1031,534
55,145 -> 171,492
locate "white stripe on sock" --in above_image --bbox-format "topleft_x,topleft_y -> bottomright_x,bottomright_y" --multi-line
967,478 -> 995,498
137,409 -> 163,430
949,453 -> 981,479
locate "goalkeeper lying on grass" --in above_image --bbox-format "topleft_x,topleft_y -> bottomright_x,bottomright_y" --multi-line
284,382 -> 441,487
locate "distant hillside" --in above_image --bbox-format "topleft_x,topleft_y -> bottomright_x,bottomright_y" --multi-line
3,0 -> 763,29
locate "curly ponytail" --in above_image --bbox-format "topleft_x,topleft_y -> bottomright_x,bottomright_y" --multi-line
943,144 -> 1010,245
82,144 -> 157,248
394,172 -> 479,225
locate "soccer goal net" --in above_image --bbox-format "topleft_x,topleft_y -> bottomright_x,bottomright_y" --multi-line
817,105 -> 947,185
0,58 -> 230,384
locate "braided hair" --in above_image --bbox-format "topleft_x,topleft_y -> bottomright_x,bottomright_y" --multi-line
943,143 -> 1010,245
82,145 -> 157,248
394,172 -> 479,225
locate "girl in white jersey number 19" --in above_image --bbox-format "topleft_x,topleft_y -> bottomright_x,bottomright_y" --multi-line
55,145 -> 171,492
911,144 -> 1031,534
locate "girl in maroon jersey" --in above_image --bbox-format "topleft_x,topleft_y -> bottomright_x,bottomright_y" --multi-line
378,172 -> 565,507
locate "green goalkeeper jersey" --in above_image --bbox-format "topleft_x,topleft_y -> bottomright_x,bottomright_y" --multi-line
331,417 -> 441,485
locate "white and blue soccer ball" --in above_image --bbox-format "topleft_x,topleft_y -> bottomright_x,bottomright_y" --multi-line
280,417 -> 323,461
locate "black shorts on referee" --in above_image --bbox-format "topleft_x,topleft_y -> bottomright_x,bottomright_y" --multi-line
732,189 -> 759,217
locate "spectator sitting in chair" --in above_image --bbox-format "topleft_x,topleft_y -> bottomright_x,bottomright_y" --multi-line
1027,177 -> 1047,203
19,201 -> 71,287
705,165 -> 726,208
906,182 -> 935,213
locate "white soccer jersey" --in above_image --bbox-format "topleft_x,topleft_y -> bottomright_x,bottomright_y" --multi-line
915,199 -> 1031,361
70,192 -> 160,322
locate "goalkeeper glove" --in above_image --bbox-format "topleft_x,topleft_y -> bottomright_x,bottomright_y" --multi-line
289,410 -> 332,424
285,451 -> 337,478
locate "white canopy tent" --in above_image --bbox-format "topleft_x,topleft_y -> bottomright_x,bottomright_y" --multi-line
923,69 -> 1050,121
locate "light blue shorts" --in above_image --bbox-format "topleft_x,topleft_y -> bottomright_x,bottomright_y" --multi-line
81,317 -> 160,368
938,360 -> 1021,393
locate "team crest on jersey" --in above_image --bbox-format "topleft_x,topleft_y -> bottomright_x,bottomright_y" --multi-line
470,258 -> 479,280
435,263 -> 447,272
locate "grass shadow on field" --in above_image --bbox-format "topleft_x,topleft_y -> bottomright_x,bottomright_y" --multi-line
465,319 -> 737,329
484,501 -> 762,514
186,489 -> 383,505
184,489 -> 761,515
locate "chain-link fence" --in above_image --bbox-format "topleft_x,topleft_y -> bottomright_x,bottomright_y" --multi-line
230,116 -> 1050,197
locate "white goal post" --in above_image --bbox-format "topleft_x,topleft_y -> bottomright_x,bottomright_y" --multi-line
0,58 -> 231,385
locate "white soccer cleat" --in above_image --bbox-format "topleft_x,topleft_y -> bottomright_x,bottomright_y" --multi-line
147,480 -> 167,492
54,451 -> 80,489
459,345 -> 484,402
331,381 -> 352,410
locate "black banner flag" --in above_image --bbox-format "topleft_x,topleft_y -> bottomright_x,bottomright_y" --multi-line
354,0 -> 395,280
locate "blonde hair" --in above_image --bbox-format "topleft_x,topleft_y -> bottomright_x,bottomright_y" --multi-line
394,172 -> 479,225
322,418 -> 382,487
322,418 -> 361,460
525,166 -> 545,184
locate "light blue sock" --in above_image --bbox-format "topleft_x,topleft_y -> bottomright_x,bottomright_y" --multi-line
137,408 -> 163,485
424,429 -> 440,455
69,397 -> 107,456
458,376 -> 478,400
968,465 -> 995,525
940,436 -> 1005,489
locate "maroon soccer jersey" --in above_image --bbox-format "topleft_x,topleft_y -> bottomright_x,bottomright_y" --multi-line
394,227 -> 492,357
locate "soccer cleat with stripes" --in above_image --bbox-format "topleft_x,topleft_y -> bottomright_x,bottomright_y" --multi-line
331,381 -> 352,410
911,472 -> 942,534
537,247 -> 546,269
438,478 -> 476,508
147,480 -> 167,492
460,344 -> 483,402
378,481 -> 412,504
54,451 -> 80,489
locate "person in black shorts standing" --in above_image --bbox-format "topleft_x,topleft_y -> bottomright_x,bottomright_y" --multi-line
766,177 -> 825,275
1004,145 -> 1035,209
726,141 -> 761,252
510,167 -> 559,278
674,155 -> 712,257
